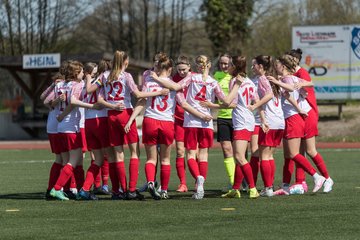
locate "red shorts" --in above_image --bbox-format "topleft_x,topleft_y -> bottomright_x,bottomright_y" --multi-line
48,133 -> 61,154
233,129 -> 253,141
80,128 -> 87,152
142,117 -> 174,145
185,128 -> 213,150
174,119 -> 185,142
58,132 -> 83,153
85,117 -> 110,150
258,129 -> 284,147
108,109 -> 139,146
252,125 -> 260,135
284,114 -> 306,139
304,109 -> 319,139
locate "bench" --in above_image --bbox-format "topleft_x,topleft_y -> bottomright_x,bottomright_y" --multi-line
317,100 -> 347,120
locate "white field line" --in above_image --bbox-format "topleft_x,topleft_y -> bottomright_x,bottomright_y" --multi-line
0,159 -> 53,164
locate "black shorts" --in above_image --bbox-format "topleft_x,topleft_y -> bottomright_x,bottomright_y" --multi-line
217,118 -> 233,142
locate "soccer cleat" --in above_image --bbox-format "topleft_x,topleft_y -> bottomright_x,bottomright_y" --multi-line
126,190 -> 145,201
281,183 -> 290,193
157,185 -> 162,194
221,189 -> 241,198
241,179 -> 248,192
260,187 -> 274,197
195,176 -> 205,200
70,187 -> 78,195
323,177 -> 334,193
312,175 -> 326,193
50,188 -> 69,201
301,181 -> 308,193
111,192 -> 126,200
221,183 -> 233,193
64,190 -> 77,200
273,188 -> 289,196
160,190 -> 170,199
138,182 -> 148,192
77,189 -> 98,200
45,190 -> 56,200
289,184 -> 305,195
176,184 -> 188,192
148,182 -> 161,200
93,185 -> 111,195
249,187 -> 260,199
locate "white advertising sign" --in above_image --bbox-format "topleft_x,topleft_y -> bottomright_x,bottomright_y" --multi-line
23,53 -> 61,69
292,25 -> 360,99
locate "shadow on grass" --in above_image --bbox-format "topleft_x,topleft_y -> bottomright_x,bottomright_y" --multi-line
0,189 -> 249,201
0,192 -> 46,200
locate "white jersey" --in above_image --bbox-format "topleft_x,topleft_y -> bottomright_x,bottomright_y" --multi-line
96,70 -> 138,108
231,77 -> 258,131
257,75 -> 285,129
281,75 -> 312,119
142,71 -> 176,121
55,80 -> 84,133
46,109 -> 59,134
251,76 -> 261,125
81,79 -> 107,119
177,73 -> 225,129
43,89 -> 59,134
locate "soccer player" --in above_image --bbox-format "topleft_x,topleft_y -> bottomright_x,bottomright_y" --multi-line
248,55 -> 285,197
151,55 -> 226,200
125,53 -> 175,200
213,53 -> 238,192
49,61 -> 87,200
86,51 -> 166,200
287,48 -> 334,193
42,68 -> 66,200
172,55 -> 191,192
267,54 -> 326,193
218,56 -> 260,199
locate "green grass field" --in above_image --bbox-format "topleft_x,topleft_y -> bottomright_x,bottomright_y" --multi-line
0,148 -> 359,240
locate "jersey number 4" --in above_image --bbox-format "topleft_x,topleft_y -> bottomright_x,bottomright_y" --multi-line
194,86 -> 207,101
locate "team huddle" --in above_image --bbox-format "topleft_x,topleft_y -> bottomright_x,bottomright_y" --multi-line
41,49 -> 334,201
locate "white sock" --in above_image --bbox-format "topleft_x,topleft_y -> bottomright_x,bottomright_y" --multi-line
312,172 -> 320,180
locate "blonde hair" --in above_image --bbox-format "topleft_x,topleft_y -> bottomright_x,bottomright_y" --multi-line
195,55 -> 211,73
108,51 -> 128,83
278,54 -> 297,74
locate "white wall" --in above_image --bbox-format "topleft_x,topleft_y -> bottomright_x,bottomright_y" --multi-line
0,112 -> 32,140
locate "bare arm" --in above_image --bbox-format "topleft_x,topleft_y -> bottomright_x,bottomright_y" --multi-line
150,71 -> 184,91
267,76 -> 294,92
259,108 -> 269,133
248,92 -> 272,111
86,74 -> 99,93
40,83 -> 56,101
222,76 -> 243,106
124,99 -> 146,133
56,104 -> 74,122
284,92 -> 308,116
294,80 -> 314,90
97,96 -> 125,111
181,101 -> 212,122
199,101 -> 235,109
70,96 -> 93,109
132,88 -> 169,99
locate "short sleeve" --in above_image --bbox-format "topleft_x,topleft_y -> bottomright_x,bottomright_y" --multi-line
126,73 -> 139,93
